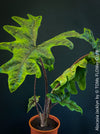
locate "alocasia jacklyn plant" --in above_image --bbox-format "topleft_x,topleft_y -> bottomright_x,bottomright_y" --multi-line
0,14 -> 100,127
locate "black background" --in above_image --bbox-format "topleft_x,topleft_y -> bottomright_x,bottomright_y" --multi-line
0,0 -> 100,134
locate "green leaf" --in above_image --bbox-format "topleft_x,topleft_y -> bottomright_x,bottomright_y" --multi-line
0,15 -> 42,92
47,92 -> 83,114
27,96 -> 40,113
81,28 -> 100,52
86,51 -> 100,64
66,79 -> 78,94
75,67 -> 87,91
0,16 -> 99,94
81,28 -> 97,49
95,38 -> 100,52
0,14 -> 83,92
62,99 -> 83,114
48,51 -> 100,114
51,51 -> 100,94
51,58 -> 88,93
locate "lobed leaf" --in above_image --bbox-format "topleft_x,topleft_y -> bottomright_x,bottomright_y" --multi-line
0,15 -> 42,92
50,51 -> 100,94
49,51 -> 100,114
50,58 -> 88,94
0,14 -> 100,93
0,14 -> 83,92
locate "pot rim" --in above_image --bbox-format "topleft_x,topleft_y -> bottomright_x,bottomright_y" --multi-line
29,114 -> 60,133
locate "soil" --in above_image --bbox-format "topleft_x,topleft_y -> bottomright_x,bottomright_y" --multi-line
31,117 -> 58,131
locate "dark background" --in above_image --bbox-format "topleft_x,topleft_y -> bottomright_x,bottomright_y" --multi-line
0,0 -> 99,134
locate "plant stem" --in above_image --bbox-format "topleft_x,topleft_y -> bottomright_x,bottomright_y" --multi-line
39,58 -> 51,126
40,58 -> 48,95
50,103 -> 59,110
34,76 -> 40,115
37,103 -> 43,113
39,58 -> 49,113
52,83 -> 60,91
72,53 -> 89,66
37,54 -> 89,127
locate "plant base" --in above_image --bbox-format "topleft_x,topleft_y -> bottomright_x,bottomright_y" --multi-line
29,114 -> 60,134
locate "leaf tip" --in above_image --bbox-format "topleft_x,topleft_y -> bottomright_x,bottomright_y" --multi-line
11,16 -> 16,20
9,88 -> 16,93
80,109 -> 83,115
27,14 -> 42,21
27,109 -> 29,113
3,25 -> 7,31
9,84 -> 18,93
35,72 -> 42,79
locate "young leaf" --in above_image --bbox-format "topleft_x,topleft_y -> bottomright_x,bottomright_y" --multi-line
0,14 -> 83,92
27,96 -> 40,113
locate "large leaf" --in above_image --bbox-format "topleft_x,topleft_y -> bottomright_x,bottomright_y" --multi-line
50,51 -> 100,94
48,51 -> 100,114
0,15 -> 42,92
0,14 -> 99,93
0,14 -> 83,93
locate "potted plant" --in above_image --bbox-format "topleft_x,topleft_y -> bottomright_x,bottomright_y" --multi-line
0,14 -> 100,134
